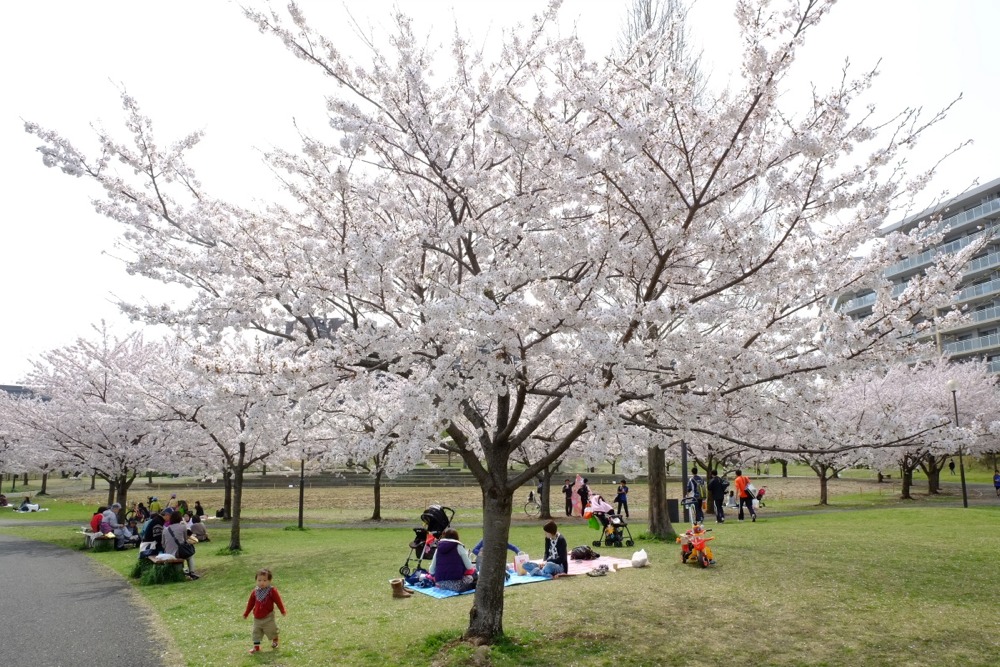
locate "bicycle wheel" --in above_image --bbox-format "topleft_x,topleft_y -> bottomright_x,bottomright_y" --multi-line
524,500 -> 540,519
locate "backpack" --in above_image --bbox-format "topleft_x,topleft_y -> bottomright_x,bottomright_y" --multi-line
689,476 -> 706,499
571,545 -> 600,560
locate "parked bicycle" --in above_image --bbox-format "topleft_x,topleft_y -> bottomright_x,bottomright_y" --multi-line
524,490 -> 541,518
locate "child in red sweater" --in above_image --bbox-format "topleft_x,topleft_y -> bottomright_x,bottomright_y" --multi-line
243,568 -> 287,653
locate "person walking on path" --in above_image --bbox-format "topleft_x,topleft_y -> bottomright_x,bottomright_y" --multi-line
614,479 -> 630,518
733,469 -> 757,522
707,470 -> 728,523
994,469 -> 1000,497
949,459 -> 956,475
686,468 -> 706,523
243,567 -> 287,654
561,479 -> 574,516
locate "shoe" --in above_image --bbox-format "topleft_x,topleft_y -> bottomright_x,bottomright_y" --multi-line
752,515 -> 756,522
271,637 -> 279,649
188,572 -> 200,580
249,646 -> 261,654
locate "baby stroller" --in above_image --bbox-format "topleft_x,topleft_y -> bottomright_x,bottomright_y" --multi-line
591,511 -> 635,548
399,504 -> 454,576
587,496 -> 634,548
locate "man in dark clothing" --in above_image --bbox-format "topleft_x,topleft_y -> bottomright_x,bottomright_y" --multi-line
561,479 -> 574,516
949,459 -> 956,475
686,467 -> 705,523
577,478 -> 590,513
707,470 -> 728,523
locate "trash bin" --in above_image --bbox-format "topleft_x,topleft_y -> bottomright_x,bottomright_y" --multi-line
667,498 -> 679,524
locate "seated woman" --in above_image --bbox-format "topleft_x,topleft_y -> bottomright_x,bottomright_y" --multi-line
0,493 -> 8,507
189,514 -> 210,542
523,520 -> 569,578
162,510 -> 200,579
429,528 -> 476,593
90,506 -> 108,533
19,496 -> 39,512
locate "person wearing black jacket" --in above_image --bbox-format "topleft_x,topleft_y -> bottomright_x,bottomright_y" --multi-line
523,520 -> 569,578
561,479 -> 574,516
707,470 -> 729,523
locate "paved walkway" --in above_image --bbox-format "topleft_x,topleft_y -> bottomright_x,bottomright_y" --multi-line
0,533 -> 166,667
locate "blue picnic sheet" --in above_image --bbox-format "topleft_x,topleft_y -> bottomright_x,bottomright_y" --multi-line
406,572 -> 549,599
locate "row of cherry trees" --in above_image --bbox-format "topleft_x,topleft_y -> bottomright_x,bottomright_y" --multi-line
17,0 -> 994,643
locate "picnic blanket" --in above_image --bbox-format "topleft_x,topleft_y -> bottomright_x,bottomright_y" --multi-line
566,555 -> 633,576
406,556 -> 635,599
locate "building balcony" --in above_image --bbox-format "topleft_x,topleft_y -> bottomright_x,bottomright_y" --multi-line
936,196 -> 1000,237
954,277 -> 1000,305
884,227 -> 992,279
943,332 -> 1000,356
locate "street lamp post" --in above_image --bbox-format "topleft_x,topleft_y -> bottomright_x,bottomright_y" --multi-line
946,379 -> 969,508
298,457 -> 306,529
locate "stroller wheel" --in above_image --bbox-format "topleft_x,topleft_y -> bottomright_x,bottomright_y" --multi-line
592,540 -> 602,547
625,540 -> 634,547
399,565 -> 411,577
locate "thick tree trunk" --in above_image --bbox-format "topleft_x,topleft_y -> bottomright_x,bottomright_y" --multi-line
106,480 -> 117,507
465,487 -> 514,643
819,474 -> 828,505
539,466 -> 554,520
646,446 -> 675,539
114,472 -> 137,509
228,448 -> 246,551
926,467 -> 941,494
223,466 -> 233,520
901,467 -> 913,500
90,472 -> 96,490
371,470 -> 383,521
38,473 -> 49,495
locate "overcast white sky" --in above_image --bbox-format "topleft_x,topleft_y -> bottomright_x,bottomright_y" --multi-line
2,0 -> 998,383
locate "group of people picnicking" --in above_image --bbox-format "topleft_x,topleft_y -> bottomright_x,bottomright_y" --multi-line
88,494 -> 210,580
1,494 -> 43,511
424,520 -> 569,594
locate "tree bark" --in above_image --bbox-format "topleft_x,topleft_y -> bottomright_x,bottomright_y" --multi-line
228,445 -> 246,551
223,466 -> 233,520
465,486 -> 514,643
819,473 -> 828,505
900,466 -> 914,500
38,473 -> 49,496
646,446 -> 675,539
371,469 -> 383,521
538,465 -> 554,520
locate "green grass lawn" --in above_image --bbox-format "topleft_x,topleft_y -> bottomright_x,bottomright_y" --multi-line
3,484 -> 1000,667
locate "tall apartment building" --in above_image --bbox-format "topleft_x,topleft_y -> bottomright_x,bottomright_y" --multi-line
837,178 -> 1000,372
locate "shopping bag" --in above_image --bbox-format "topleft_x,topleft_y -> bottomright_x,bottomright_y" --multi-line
514,552 -> 530,575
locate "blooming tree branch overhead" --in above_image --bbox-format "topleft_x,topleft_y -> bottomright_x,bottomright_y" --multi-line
27,0 -> 971,642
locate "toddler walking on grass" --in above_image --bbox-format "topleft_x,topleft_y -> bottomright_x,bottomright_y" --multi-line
243,568 -> 287,654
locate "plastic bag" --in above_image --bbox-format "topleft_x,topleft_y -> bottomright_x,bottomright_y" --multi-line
514,552 -> 530,575
631,548 -> 648,568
